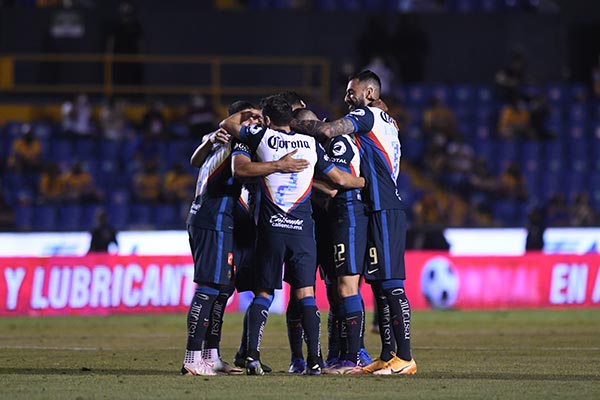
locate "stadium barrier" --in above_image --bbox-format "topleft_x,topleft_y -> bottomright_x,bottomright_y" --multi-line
1,252 -> 599,317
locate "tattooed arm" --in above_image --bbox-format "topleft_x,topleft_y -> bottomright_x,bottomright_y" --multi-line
290,117 -> 355,140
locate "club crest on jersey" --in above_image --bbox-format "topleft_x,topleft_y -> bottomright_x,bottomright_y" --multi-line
248,124 -> 263,135
332,141 -> 347,156
267,136 -> 310,150
380,110 -> 393,124
350,109 -> 366,117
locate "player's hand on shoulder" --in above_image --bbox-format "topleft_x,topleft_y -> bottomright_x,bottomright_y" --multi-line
210,128 -> 231,144
276,149 -> 310,173
368,98 -> 388,112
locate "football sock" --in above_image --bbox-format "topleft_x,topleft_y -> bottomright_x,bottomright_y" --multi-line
204,285 -> 234,351
186,285 -> 219,351
246,295 -> 272,361
286,296 -> 304,360
372,282 -> 395,362
342,294 -> 364,364
382,279 -> 412,361
326,283 -> 341,361
299,296 -> 321,361
235,305 -> 251,360
360,294 -> 367,349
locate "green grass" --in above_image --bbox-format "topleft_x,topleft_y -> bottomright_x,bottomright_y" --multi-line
1,310 -> 599,399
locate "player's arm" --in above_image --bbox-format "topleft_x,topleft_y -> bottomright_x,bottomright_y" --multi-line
290,117 -> 355,140
219,108 -> 262,139
232,150 -> 310,179
325,166 -> 365,190
190,129 -> 230,167
312,179 -> 338,198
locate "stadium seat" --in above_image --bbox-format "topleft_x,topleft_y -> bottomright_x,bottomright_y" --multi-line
474,85 -> 493,104
58,204 -> 82,231
32,204 -> 58,231
545,83 -> 567,105
430,84 -> 450,102
452,84 -> 474,105
74,138 -> 97,160
81,205 -> 100,230
129,204 -> 153,227
15,206 -> 33,231
543,140 -> 565,172
49,139 -> 73,162
406,84 -> 430,107
564,171 -> 587,202
154,204 -> 180,229
522,169 -> 541,203
568,103 -> 588,123
590,172 -> 600,210
567,127 -> 589,172
540,171 -> 564,201
492,199 -> 518,226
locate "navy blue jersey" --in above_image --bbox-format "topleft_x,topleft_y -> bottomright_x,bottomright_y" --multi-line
326,134 -> 363,206
186,140 -> 250,231
343,106 -> 403,211
238,124 -> 334,236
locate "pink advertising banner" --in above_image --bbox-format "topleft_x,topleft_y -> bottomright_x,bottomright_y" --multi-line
1,252 -> 599,316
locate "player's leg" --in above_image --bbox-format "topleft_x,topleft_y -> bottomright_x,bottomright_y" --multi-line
245,289 -> 274,375
203,284 -> 243,374
286,294 -> 306,373
181,226 -> 231,376
294,286 -> 323,375
324,278 -> 342,367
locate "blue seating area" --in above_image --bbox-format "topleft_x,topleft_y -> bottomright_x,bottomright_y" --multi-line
2,81 -> 599,231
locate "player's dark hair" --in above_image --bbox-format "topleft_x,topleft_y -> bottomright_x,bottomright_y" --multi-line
228,100 -> 256,116
292,108 -> 318,121
260,95 -> 292,126
349,70 -> 381,91
279,91 -> 305,108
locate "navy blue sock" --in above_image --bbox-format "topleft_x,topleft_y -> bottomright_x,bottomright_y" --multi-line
371,282 -> 395,361
299,296 -> 321,362
247,295 -> 272,361
343,294 -> 364,364
286,296 -> 304,360
359,294 -> 366,349
236,305 -> 250,359
382,279 -> 412,361
186,285 -> 219,351
326,284 -> 341,361
205,285 -> 234,350
337,304 -> 347,361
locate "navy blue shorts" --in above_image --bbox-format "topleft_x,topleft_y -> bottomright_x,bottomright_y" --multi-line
364,209 -> 407,282
256,229 -> 317,290
187,224 -> 234,286
330,201 -> 368,277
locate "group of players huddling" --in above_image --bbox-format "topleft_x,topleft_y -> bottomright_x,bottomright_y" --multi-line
181,70 -> 417,376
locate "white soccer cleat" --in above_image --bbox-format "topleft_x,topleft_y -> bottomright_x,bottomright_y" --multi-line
181,350 -> 217,376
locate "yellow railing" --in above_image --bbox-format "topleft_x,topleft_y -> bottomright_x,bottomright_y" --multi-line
0,53 -> 331,104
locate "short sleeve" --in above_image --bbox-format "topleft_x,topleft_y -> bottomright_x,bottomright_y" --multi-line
315,142 -> 334,175
342,107 -> 375,134
239,124 -> 266,152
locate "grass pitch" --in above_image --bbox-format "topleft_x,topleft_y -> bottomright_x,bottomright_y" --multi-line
1,309 -> 599,400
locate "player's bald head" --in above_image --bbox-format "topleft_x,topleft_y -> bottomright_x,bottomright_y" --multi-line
292,108 -> 319,121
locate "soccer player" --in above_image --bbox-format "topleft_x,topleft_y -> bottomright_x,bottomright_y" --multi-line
291,70 -> 417,375
220,95 -> 366,376
182,101 -> 308,376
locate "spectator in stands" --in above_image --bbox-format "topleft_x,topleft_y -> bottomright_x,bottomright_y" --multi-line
141,99 -> 168,138
38,162 -> 65,204
408,190 -> 450,250
105,0 -> 144,86
443,138 -> 474,196
7,124 -> 43,173
545,193 -> 570,227
186,94 -> 216,138
163,162 -> 195,204
62,161 -> 102,204
0,190 -> 16,231
132,160 -> 163,204
423,95 -> 458,142
88,208 -> 118,253
494,49 -> 526,102
99,97 -> 129,141
61,93 -> 95,137
498,161 -> 528,201
468,156 -> 501,214
497,94 -> 533,140
527,92 -> 554,140
363,56 -> 395,98
570,192 -> 597,227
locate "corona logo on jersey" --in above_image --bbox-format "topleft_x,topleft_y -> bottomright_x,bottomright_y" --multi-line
266,136 -> 310,151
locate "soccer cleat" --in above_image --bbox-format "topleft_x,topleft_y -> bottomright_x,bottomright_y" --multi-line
322,360 -> 357,375
245,358 -> 265,376
288,357 -> 306,374
324,356 -> 339,368
358,348 -> 373,366
234,354 -> 272,373
372,357 -> 417,375
181,350 -> 217,376
213,358 -> 244,374
361,358 -> 390,374
304,356 -> 323,376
